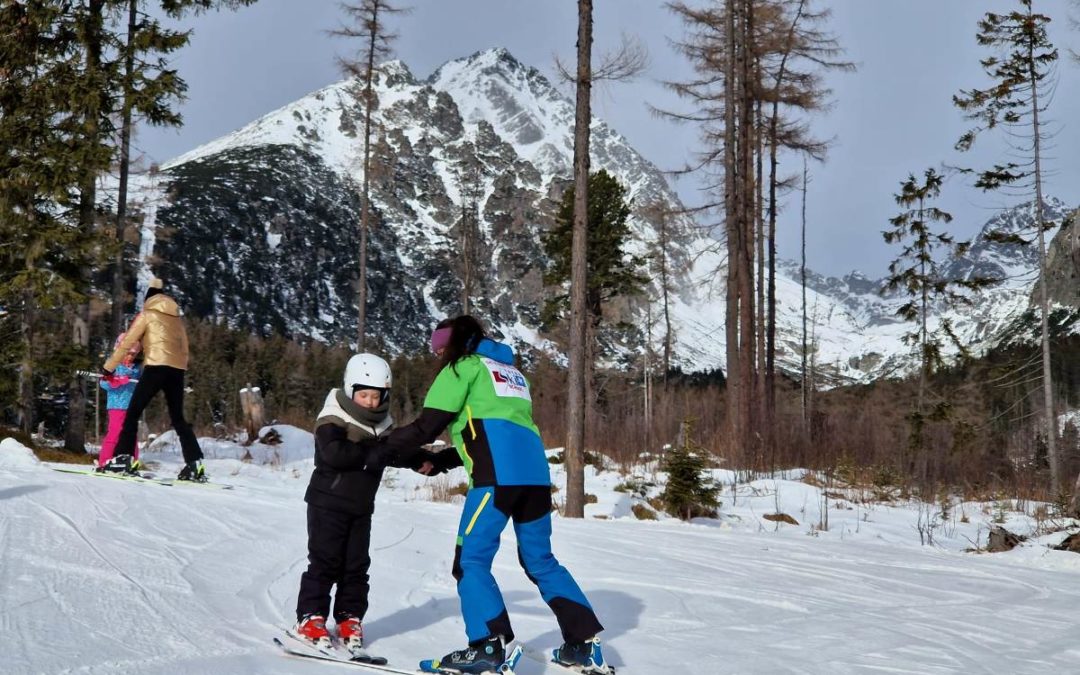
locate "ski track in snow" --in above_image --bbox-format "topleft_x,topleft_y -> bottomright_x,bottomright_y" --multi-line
1,436 -> 1079,674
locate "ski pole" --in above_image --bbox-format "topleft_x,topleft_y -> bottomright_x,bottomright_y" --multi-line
75,370 -> 139,383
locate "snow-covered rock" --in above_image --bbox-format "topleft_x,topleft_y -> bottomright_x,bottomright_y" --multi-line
0,437 -> 39,469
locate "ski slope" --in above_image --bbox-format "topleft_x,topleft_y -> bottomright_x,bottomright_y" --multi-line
2,431 -> 1079,675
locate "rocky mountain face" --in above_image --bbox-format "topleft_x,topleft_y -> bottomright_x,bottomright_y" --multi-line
1037,209 -> 1080,311
148,48 -> 694,356
140,48 -> 1079,384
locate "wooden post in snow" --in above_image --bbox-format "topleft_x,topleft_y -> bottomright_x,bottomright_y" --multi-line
239,384 -> 265,446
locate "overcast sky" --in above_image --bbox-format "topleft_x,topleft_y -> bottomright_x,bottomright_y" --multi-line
139,0 -> 1080,278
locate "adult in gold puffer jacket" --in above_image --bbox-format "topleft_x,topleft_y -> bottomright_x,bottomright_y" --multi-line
100,279 -> 205,481
104,292 -> 189,371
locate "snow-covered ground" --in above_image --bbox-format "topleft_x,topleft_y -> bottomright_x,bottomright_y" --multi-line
2,428 -> 1079,674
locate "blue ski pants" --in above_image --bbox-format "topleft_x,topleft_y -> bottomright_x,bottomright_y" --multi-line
452,485 -> 603,645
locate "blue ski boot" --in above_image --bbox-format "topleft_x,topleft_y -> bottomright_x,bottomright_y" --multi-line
420,635 -> 506,673
552,636 -> 615,674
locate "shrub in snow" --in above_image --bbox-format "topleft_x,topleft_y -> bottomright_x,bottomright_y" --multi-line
613,477 -> 655,499
660,421 -> 720,520
547,448 -> 605,470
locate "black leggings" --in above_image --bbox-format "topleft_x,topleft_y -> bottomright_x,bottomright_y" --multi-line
113,365 -> 203,464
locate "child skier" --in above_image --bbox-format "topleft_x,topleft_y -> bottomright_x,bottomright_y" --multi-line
96,334 -> 142,470
380,316 -> 613,675
293,353 -> 431,659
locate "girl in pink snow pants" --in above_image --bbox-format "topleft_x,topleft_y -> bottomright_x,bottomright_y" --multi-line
97,334 -> 142,469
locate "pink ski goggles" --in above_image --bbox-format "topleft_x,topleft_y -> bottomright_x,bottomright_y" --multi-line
429,327 -> 453,354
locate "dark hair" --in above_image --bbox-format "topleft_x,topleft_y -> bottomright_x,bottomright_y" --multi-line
436,315 -> 486,373
145,287 -> 164,301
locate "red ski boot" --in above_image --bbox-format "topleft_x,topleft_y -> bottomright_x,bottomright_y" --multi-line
337,615 -> 364,652
293,614 -> 331,650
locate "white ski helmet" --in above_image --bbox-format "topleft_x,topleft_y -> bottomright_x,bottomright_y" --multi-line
343,353 -> 392,395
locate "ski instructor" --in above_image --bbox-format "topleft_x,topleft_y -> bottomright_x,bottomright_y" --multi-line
100,277 -> 206,482
378,315 -> 613,675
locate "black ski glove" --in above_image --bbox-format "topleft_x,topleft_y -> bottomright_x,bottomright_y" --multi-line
430,448 -> 463,475
409,449 -> 440,475
363,443 -> 393,474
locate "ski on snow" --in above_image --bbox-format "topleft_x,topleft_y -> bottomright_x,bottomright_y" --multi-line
50,466 -> 234,490
274,635 -> 413,673
418,645 -> 522,674
274,632 -> 525,674
519,643 -> 617,675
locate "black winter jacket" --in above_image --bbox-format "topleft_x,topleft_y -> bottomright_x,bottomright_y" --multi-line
304,389 -> 427,515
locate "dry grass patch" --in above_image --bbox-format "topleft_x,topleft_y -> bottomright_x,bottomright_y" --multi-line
428,477 -> 470,503
763,513 -> 799,526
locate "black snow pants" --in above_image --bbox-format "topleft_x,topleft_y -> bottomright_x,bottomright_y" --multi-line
296,504 -> 373,622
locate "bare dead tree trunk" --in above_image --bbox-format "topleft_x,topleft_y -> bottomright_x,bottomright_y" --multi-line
457,152 -> 483,315
1029,43 -> 1058,492
755,88 -> 766,465
18,287 -> 35,436
917,194 -> 928,415
800,158 -> 809,431
460,197 -> 471,314
333,1 -> 408,349
565,0 -> 593,519
766,0 -> 806,455
356,5 -> 379,351
737,0 -> 757,469
112,0 -> 137,336
66,0 -> 106,454
644,301 -> 653,451
723,0 -> 741,460
659,210 -> 672,377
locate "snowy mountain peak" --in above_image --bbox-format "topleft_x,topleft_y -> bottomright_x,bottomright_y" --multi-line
377,58 -> 416,85
946,196 -> 1073,287
426,47 -> 543,89
141,49 -> 1078,387
428,47 -> 571,167
974,197 -> 1071,238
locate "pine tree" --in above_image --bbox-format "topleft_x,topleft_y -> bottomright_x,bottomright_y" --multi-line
61,0 -> 119,453
68,0 -> 241,452
330,0 -> 409,350
545,170 -> 646,510
663,1 -> 850,469
110,0 -> 196,335
639,200 -> 682,378
660,420 -> 720,520
882,169 -> 994,458
884,170 -> 968,409
953,0 -> 1062,491
663,0 -> 756,463
543,170 -> 647,331
453,143 -> 486,315
0,2 -> 103,435
757,0 -> 851,450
